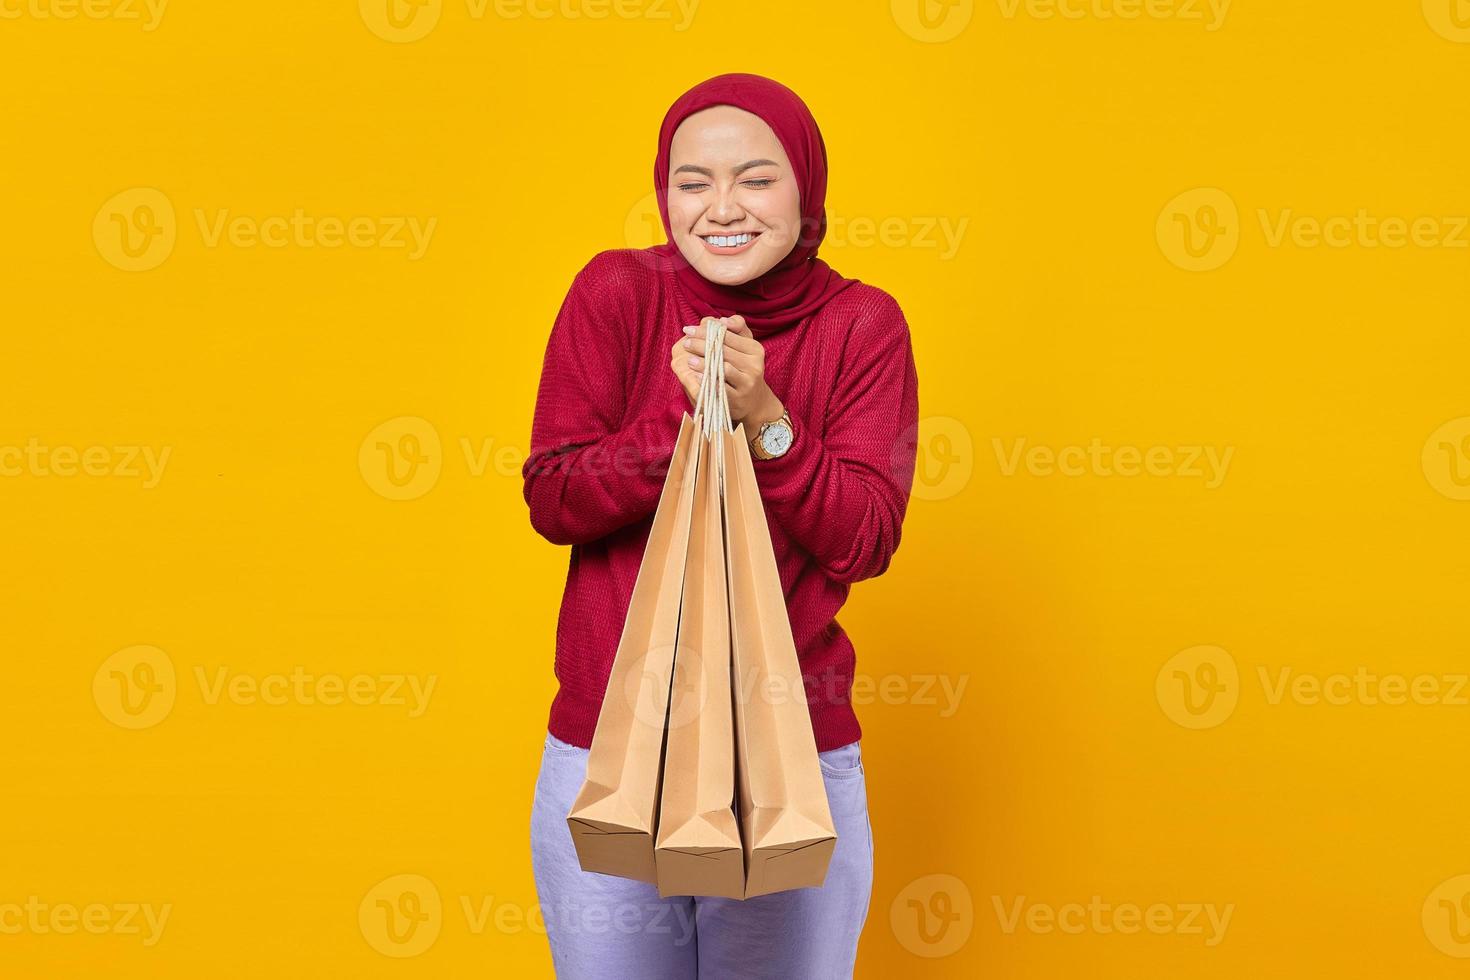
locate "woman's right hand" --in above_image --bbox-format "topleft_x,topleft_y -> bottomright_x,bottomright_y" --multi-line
670,324 -> 707,408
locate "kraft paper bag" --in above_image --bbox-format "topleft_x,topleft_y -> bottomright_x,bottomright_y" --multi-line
653,428 -> 744,899
722,426 -> 838,898
566,412 -> 701,883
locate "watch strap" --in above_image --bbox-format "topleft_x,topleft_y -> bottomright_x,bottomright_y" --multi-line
750,409 -> 792,460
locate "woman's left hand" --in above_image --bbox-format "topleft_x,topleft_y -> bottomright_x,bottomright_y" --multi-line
681,315 -> 785,430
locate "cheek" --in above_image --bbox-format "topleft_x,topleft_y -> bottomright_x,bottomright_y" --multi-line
754,187 -> 802,243
667,194 -> 701,231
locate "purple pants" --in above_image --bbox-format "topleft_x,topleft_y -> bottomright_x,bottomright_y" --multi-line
530,732 -> 874,979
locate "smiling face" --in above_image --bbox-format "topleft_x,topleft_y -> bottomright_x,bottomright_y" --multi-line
666,105 -> 802,286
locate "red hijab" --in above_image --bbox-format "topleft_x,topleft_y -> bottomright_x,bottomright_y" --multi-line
651,73 -> 858,338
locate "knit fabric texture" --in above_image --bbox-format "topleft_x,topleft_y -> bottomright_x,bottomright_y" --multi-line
523,248 -> 919,752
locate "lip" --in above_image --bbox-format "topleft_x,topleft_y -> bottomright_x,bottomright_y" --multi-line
698,231 -> 761,256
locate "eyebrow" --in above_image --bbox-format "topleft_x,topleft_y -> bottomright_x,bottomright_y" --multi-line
672,159 -> 781,178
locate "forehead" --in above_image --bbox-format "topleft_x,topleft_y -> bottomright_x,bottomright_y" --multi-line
669,105 -> 789,167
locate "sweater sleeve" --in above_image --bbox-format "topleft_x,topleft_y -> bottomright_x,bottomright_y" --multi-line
750,291 -> 920,584
522,254 -> 689,546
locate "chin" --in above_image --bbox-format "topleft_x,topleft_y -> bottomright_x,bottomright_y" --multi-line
696,260 -> 760,286
675,238 -> 779,287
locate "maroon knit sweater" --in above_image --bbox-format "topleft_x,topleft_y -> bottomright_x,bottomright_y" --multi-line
523,249 -> 918,752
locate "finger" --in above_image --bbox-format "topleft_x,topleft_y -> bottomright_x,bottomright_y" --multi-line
686,316 -> 723,345
721,317 -> 760,354
682,322 -> 729,356
721,347 -> 758,374
723,362 -> 753,392
681,328 -> 712,355
722,331 -> 760,357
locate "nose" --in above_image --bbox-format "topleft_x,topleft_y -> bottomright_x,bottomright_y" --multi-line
707,184 -> 746,226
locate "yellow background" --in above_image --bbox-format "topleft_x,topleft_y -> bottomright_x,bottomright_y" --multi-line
4,0 -> 1470,976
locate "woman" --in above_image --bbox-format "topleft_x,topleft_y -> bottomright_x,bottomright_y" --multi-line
522,72 -> 919,980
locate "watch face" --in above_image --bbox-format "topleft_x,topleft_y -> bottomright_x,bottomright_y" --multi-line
761,421 -> 793,457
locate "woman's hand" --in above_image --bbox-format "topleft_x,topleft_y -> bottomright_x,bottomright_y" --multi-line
670,327 -> 705,409
669,315 -> 785,429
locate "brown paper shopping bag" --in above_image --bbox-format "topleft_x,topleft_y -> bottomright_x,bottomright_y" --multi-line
566,411 -> 701,883
570,316 -> 832,900
652,423 -> 744,899
723,426 -> 838,898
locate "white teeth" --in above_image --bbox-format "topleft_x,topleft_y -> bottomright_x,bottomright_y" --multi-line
705,233 -> 753,247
